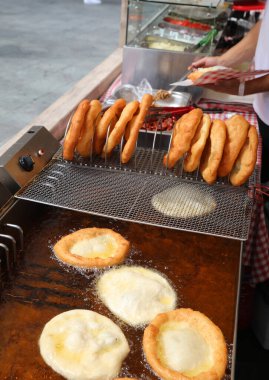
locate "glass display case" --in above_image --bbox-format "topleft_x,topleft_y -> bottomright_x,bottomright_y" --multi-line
127,1 -> 228,53
122,0 -> 231,89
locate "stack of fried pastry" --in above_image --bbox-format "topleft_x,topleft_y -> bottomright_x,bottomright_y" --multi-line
164,109 -> 258,186
63,94 -> 153,163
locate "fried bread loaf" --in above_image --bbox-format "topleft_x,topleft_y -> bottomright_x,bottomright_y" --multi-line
102,100 -> 140,157
54,228 -> 130,268
218,115 -> 249,177
187,66 -> 224,82
93,99 -> 126,155
39,310 -> 130,380
200,119 -> 227,184
230,125 -> 258,186
184,114 -> 212,172
76,99 -> 102,157
121,93 -> 153,163
143,308 -> 227,380
163,108 -> 203,169
96,266 -> 176,326
63,99 -> 90,160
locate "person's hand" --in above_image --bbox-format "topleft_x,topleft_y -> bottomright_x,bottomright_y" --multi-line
189,56 -> 222,69
199,78 -> 241,95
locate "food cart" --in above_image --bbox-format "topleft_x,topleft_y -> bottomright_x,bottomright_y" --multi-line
0,1 -> 268,379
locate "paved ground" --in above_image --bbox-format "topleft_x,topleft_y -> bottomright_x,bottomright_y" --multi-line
0,0 -> 121,146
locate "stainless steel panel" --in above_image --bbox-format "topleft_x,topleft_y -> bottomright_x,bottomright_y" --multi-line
0,126 -> 60,194
122,45 -> 203,89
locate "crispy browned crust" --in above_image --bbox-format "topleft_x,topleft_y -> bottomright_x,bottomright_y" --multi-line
163,108 -> 203,169
76,99 -> 102,158
112,98 -> 127,118
102,100 -> 140,158
230,125 -> 258,186
93,99 -> 126,155
218,115 -> 249,177
53,228 -> 130,268
63,99 -> 91,160
187,67 -> 222,83
200,119 -> 226,184
114,378 -> 139,380
121,94 -> 153,164
184,114 -> 211,172
143,308 -> 227,380
188,71 -> 206,82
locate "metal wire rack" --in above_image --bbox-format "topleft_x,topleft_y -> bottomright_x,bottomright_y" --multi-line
15,115 -> 256,241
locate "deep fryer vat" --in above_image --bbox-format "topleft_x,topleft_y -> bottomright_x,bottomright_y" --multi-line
0,201 -> 240,379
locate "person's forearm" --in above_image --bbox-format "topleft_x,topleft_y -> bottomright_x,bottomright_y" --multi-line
219,20 -> 261,67
245,74 -> 269,95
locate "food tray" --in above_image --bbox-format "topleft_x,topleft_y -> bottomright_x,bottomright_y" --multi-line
112,85 -> 192,108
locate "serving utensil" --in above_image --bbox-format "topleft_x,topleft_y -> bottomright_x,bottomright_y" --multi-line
154,69 -> 193,102
185,28 -> 218,52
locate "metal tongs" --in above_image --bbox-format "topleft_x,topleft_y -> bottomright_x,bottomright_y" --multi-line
145,106 -> 194,123
146,103 -> 224,123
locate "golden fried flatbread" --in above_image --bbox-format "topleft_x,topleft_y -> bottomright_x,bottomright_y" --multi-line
96,266 -> 176,327
200,119 -> 226,185
143,308 -> 227,380
63,99 -> 90,160
39,310 -> 129,380
121,93 -> 153,163
163,108 -> 203,169
184,114 -> 212,172
230,125 -> 258,186
54,228 -> 130,268
218,115 -> 249,177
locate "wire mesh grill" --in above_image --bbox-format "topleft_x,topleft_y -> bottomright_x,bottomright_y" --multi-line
16,147 -> 254,240
53,131 -> 258,186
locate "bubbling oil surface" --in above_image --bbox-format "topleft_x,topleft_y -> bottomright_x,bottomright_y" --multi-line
0,206 -> 239,379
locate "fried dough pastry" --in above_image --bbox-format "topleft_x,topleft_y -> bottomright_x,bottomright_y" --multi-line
96,266 -> 176,326
76,99 -> 102,157
163,108 -> 203,169
39,309 -> 130,380
184,114 -> 211,172
54,228 -> 130,268
121,93 -> 153,163
143,308 -> 227,380
187,66 -> 224,82
102,100 -> 140,157
230,125 -> 258,186
151,183 -> 216,218
93,99 -> 126,155
63,99 -> 90,160
218,115 -> 249,177
200,119 -> 226,185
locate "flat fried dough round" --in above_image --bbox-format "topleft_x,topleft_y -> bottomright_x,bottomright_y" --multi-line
143,308 -> 227,380
39,309 -> 130,380
53,228 -> 130,268
96,266 -> 177,327
151,183 -> 216,219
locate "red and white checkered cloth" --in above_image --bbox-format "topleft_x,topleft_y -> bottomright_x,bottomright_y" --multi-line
101,76 -> 269,285
187,68 -> 269,86
100,75 -> 122,102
